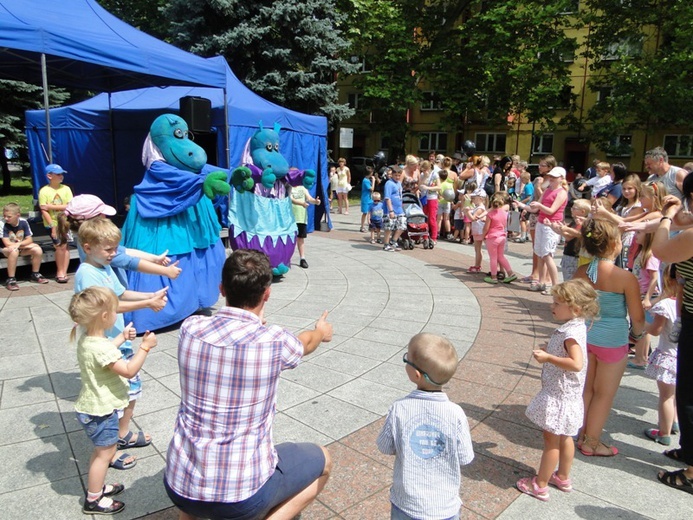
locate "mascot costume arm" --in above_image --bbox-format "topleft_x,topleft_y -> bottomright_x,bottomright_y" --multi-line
228,122 -> 316,277
121,114 -> 230,331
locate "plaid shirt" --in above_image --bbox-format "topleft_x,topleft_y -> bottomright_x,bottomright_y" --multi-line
165,307 -> 303,503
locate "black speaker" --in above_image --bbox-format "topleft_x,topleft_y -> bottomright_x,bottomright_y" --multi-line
179,96 -> 212,133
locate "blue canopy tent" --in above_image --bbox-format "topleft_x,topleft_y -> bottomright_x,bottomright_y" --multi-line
25,57 -> 332,231
0,0 -> 228,164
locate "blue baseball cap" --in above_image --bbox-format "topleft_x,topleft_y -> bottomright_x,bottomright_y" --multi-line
45,164 -> 67,175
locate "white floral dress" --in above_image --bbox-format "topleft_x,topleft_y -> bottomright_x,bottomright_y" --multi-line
645,298 -> 678,385
525,318 -> 587,436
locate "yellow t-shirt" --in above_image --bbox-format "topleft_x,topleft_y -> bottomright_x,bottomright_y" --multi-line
38,184 -> 73,227
74,335 -> 129,416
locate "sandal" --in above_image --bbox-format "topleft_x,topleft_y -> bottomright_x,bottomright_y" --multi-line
516,476 -> 549,501
664,448 -> 685,462
103,483 -> 125,497
109,453 -> 137,470
578,436 -> 618,457
548,472 -> 572,493
55,276 -> 69,284
541,284 -> 553,296
83,495 -> 125,515
117,431 -> 151,450
657,469 -> 693,495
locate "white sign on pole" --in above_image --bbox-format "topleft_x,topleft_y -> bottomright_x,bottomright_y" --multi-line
340,127 -> 354,149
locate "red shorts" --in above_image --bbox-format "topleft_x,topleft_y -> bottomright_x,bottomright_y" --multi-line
587,343 -> 629,363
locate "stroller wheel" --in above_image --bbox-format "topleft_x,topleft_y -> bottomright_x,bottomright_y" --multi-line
428,239 -> 435,249
408,240 -> 415,250
422,240 -> 429,249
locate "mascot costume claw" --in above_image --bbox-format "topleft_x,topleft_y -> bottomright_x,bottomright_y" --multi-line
121,114 -> 230,330
228,122 -> 316,276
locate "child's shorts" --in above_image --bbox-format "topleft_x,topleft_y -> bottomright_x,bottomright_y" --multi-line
77,410 -> 120,447
391,503 -> 458,520
454,219 -> 464,231
528,213 -> 538,231
533,222 -> 559,258
437,204 -> 451,216
296,223 -> 307,239
384,214 -> 407,231
369,220 -> 383,231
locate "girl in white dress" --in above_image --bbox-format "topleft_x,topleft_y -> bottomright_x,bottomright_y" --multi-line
517,279 -> 600,501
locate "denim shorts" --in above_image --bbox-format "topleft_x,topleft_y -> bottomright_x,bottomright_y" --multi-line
76,411 -> 120,447
164,442 -> 325,520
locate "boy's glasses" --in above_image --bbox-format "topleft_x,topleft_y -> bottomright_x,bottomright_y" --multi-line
402,352 -> 444,386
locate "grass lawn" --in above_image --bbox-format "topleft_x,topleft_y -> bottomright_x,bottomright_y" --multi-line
0,177 -> 36,214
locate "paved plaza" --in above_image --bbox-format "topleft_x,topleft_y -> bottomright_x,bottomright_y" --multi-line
0,212 -> 689,519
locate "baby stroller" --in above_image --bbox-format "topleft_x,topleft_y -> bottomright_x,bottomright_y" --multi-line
399,191 -> 434,249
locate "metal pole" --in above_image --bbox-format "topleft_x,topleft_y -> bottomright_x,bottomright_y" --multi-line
41,53 -> 52,162
107,92 -> 119,209
223,87 -> 230,167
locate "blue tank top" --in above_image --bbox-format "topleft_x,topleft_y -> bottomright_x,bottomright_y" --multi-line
586,290 -> 629,348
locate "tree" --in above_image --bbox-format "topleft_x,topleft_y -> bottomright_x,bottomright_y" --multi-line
96,0 -> 169,40
338,0 -> 580,154
164,0 -> 357,126
581,0 -> 693,156
0,81 -> 70,194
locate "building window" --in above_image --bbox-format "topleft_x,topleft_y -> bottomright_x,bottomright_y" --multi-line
532,134 -> 554,154
561,0 -> 580,13
421,92 -> 443,111
663,135 -> 693,158
475,133 -> 507,153
419,132 -> 448,152
348,93 -> 360,110
596,86 -> 613,102
607,134 -> 633,157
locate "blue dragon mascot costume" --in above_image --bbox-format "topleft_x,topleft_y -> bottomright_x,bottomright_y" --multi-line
121,114 -> 230,330
228,122 -> 316,276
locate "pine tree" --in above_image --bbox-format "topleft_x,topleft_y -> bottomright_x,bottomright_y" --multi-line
165,0 -> 357,125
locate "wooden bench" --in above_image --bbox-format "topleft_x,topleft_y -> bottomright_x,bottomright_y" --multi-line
1,226 -> 231,271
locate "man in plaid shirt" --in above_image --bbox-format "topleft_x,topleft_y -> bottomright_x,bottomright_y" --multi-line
164,249 -> 333,519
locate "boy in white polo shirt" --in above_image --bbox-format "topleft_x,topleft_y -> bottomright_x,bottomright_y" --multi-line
377,333 -> 474,520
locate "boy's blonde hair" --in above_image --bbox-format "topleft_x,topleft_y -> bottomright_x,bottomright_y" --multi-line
2,202 -> 21,215
408,333 -> 459,386
68,286 -> 119,341
596,162 -> 611,173
520,171 -> 531,184
571,199 -> 591,215
372,192 -> 382,201
77,216 -> 121,247
551,279 -> 600,320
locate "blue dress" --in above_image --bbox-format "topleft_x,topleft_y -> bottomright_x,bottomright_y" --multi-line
121,161 -> 227,331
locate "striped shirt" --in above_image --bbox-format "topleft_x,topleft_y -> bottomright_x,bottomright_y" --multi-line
165,307 -> 303,503
677,257 -> 693,314
377,390 -> 474,520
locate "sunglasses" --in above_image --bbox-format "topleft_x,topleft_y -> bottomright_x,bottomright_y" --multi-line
402,352 -> 444,386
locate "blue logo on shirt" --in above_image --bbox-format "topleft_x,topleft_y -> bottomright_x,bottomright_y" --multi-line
409,424 -> 446,459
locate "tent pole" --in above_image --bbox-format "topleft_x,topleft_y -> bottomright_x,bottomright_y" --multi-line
223,87 -> 230,167
41,53 -> 52,163
108,92 -> 119,209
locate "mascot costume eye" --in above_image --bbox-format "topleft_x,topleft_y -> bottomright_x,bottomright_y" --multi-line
227,122 -> 316,276
120,114 -> 230,330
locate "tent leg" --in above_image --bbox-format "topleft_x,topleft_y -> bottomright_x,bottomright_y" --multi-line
41,53 -> 52,163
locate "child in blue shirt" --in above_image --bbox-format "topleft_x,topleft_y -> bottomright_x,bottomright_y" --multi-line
369,192 -> 385,244
75,217 -> 169,471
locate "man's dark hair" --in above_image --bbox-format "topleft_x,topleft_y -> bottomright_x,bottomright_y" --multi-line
222,249 -> 272,308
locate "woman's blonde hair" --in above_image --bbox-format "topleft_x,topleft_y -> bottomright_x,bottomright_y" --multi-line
480,155 -> 491,168
552,279 -> 600,320
405,154 -> 419,166
420,160 -> 432,172
68,286 -> 119,341
661,264 -> 678,299
542,155 -> 557,170
581,217 -> 621,258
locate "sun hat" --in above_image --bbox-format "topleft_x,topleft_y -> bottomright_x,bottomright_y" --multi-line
45,164 -> 67,175
64,194 -> 117,220
547,166 -> 567,178
471,188 -> 487,198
